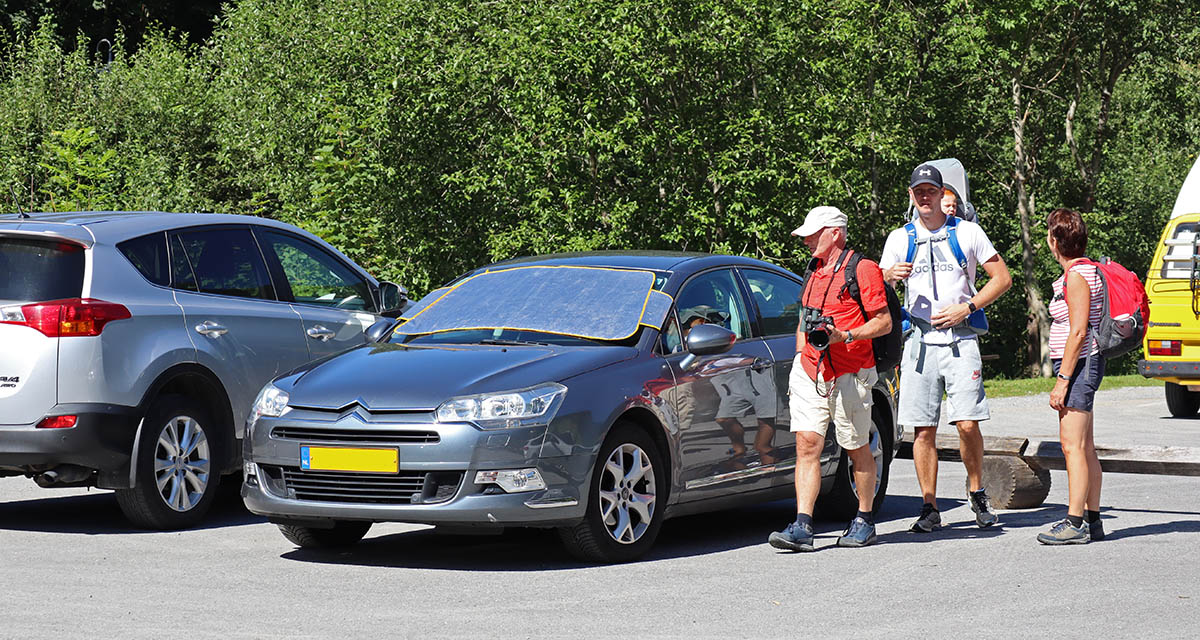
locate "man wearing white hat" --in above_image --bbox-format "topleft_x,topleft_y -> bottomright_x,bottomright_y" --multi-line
768,206 -> 893,551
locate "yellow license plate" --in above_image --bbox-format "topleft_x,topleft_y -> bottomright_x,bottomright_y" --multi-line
300,446 -> 398,474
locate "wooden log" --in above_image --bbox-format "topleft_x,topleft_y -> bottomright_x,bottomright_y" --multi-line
896,432 -> 1029,460
1024,440 -> 1200,477
965,457 -> 1051,509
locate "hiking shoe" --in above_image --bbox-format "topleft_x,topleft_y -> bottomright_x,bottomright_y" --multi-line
1037,519 -> 1089,545
1088,518 -> 1105,542
969,489 -> 998,528
768,521 -> 815,552
909,504 -> 942,533
837,517 -> 877,548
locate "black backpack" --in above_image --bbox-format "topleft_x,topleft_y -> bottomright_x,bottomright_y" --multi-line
799,249 -> 904,372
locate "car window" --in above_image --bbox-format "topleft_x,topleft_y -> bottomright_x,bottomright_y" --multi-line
0,237 -> 84,301
674,269 -> 751,341
658,314 -> 682,354
173,228 -> 274,300
741,269 -> 804,336
118,232 -> 170,287
170,235 -> 198,292
258,230 -> 376,313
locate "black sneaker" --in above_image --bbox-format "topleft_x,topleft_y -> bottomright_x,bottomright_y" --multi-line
969,489 -> 998,528
768,521 -> 815,552
909,504 -> 942,533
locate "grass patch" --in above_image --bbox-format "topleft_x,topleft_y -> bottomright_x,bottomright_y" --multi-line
983,374 -> 1162,399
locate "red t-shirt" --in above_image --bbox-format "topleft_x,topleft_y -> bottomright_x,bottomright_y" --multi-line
799,253 -> 888,381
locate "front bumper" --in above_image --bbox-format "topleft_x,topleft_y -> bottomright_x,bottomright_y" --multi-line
0,403 -> 140,472
241,408 -> 590,526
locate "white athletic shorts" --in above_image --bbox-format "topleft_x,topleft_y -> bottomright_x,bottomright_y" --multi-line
897,336 -> 990,427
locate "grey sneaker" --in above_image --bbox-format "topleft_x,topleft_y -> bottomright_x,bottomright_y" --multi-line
768,521 -> 815,552
1037,518 -> 1089,545
969,489 -> 998,527
909,504 -> 942,533
837,517 -> 877,548
1088,518 -> 1105,541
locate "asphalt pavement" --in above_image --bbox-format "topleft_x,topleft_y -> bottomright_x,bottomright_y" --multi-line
1,386 -> 1197,639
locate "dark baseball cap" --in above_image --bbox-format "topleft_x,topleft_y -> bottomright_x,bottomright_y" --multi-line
909,163 -> 944,190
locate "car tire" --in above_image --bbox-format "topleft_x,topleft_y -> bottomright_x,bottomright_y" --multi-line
558,422 -> 666,564
115,394 -> 221,530
278,521 -> 372,548
1165,382 -> 1200,417
816,406 -> 893,521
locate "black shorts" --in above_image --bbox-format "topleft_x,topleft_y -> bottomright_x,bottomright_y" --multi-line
1052,355 -> 1106,412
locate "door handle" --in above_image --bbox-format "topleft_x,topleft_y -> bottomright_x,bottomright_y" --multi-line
306,325 -> 335,342
194,321 -> 228,337
751,358 -> 772,372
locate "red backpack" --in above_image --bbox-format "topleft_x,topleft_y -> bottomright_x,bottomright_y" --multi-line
1079,258 -> 1150,358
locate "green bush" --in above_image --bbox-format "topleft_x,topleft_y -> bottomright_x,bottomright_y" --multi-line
1,2 -> 1198,378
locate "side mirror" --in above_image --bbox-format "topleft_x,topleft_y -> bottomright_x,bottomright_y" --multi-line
365,318 -> 397,343
679,324 -> 736,369
378,281 -> 409,318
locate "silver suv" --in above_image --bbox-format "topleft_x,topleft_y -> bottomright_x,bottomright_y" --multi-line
0,212 -> 406,529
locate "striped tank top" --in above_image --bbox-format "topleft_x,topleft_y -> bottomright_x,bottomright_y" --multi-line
1048,262 -> 1104,359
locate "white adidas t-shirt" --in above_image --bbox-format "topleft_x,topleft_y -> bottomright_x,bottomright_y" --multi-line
879,216 -> 998,345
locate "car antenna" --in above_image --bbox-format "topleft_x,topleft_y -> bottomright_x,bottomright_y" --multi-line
9,185 -> 30,219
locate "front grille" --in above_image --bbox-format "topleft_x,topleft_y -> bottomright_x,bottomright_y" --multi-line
274,466 -> 461,504
271,426 -> 439,444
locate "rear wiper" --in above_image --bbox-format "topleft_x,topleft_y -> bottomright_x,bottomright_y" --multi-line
477,338 -> 552,347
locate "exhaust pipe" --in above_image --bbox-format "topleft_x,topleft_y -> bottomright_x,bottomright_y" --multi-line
33,465 -> 94,488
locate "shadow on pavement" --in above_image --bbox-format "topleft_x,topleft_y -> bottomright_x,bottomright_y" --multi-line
1102,520 -> 1200,540
0,477 -> 262,534
282,500 -> 815,571
278,493 -> 973,570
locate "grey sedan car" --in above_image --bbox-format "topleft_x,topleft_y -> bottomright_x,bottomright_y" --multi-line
242,252 -> 899,562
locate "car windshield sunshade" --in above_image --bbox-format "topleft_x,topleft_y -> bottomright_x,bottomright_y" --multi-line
395,266 -> 674,341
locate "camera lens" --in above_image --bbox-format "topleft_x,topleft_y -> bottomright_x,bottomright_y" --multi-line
808,327 -> 830,350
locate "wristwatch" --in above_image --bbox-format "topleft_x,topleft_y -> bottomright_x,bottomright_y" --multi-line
845,330 -> 855,344
968,301 -> 979,313
1056,372 -> 1071,381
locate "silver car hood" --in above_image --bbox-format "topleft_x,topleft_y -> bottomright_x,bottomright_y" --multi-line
281,342 -> 636,411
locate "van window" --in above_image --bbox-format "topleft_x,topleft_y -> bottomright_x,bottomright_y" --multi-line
1159,222 -> 1200,279
0,238 -> 85,302
118,233 -> 170,286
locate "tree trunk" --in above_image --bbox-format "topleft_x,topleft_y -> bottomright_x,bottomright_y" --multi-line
1011,78 -> 1052,377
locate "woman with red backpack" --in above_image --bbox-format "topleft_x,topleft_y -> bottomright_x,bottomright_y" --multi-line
1039,208 -> 1106,544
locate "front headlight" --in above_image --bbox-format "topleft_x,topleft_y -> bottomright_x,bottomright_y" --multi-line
248,383 -> 291,430
435,382 -> 567,430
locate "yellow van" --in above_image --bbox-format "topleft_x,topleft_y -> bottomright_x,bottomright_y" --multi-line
1140,154 -> 1200,415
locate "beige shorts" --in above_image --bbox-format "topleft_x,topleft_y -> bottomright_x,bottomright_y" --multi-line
788,358 -> 876,450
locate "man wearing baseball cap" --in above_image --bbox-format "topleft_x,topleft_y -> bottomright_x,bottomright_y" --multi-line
880,163 -> 1013,533
768,205 -> 892,551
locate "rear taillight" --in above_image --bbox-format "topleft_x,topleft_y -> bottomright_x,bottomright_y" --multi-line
1148,340 -> 1182,357
36,415 -> 78,429
0,299 -> 131,337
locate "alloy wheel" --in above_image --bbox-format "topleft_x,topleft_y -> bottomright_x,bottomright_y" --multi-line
153,415 -> 211,512
598,443 -> 657,544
